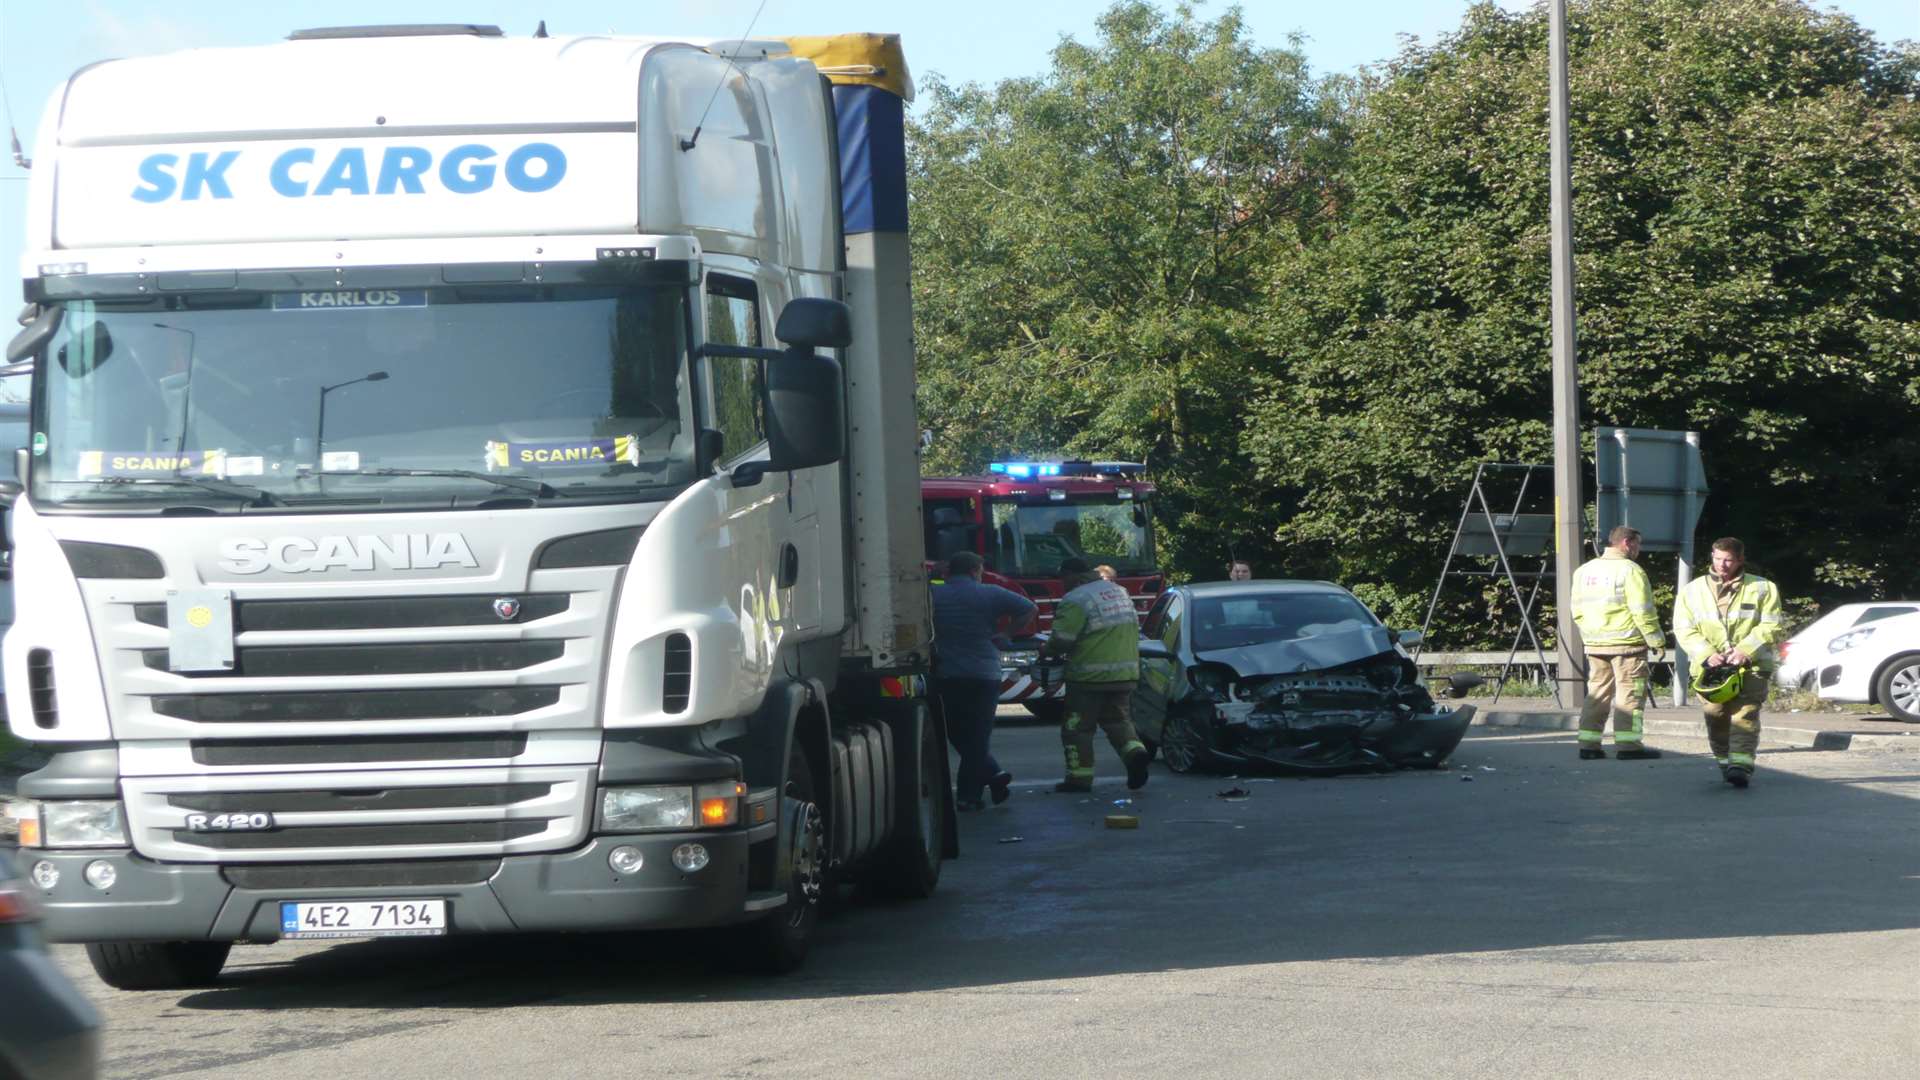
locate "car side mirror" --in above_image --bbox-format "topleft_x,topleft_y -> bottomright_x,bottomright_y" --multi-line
1443,672 -> 1486,700
1395,629 -> 1425,647
1138,639 -> 1173,662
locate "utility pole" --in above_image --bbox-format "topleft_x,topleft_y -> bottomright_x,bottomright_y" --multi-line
1548,0 -> 1585,705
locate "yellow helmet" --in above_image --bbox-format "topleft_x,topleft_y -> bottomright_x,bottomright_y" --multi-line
1692,664 -> 1744,704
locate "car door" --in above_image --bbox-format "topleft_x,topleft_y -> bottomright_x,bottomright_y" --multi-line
1133,591 -> 1186,744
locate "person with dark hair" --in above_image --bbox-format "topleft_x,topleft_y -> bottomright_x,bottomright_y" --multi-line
1040,557 -> 1150,792
931,550 -> 1035,810
1228,559 -> 1253,581
1672,536 -> 1784,788
1570,525 -> 1667,761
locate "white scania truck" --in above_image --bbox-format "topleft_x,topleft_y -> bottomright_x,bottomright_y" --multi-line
2,24 -> 950,988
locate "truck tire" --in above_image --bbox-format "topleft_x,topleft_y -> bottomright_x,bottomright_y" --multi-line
1875,653 -> 1920,723
875,702 -> 945,899
85,941 -> 230,990
742,745 -> 824,974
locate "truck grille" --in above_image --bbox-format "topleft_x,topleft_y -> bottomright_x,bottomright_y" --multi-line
142,641 -> 564,678
175,821 -> 548,851
190,734 -> 530,767
151,686 -> 562,723
122,767 -> 593,862
222,860 -> 503,890
133,593 -> 571,631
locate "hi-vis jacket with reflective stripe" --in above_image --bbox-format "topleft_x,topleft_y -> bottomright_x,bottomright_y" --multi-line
1048,578 -> 1140,685
1572,550 -> 1667,649
1673,573 -> 1785,672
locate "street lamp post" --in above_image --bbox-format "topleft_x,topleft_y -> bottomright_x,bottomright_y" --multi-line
315,371 -> 389,464
1549,0 -> 1586,705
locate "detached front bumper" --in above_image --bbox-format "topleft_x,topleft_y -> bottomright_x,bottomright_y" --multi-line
1206,704 -> 1476,773
23,832 -> 756,944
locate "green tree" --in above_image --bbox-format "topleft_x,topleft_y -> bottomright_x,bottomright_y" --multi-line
908,2 -> 1349,577
1246,0 -> 1920,630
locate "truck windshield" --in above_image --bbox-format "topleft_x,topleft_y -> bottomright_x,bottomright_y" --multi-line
31,285 -> 695,509
986,498 -> 1155,577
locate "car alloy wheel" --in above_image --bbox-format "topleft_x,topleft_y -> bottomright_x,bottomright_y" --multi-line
1161,711 -> 1203,774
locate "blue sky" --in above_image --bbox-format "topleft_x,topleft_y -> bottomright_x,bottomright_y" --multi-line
0,1 -> 1912,314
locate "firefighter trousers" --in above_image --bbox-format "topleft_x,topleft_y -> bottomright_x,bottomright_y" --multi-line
1702,676 -> 1768,772
1580,650 -> 1651,747
1060,683 -> 1145,787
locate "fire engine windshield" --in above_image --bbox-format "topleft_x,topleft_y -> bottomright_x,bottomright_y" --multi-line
987,498 -> 1155,577
30,284 -> 697,509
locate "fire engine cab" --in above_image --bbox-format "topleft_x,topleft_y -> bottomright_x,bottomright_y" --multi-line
921,461 -> 1162,714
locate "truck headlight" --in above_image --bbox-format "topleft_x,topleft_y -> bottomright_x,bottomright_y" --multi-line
1828,628 -> 1875,654
599,782 -> 745,832
27,801 -> 128,848
600,787 -> 694,832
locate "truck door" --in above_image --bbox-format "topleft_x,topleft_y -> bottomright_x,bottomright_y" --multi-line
705,274 -> 821,635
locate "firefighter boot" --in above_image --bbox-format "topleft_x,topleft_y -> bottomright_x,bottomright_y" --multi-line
1725,766 -> 1751,789
1579,747 -> 1607,760
1124,747 -> 1150,790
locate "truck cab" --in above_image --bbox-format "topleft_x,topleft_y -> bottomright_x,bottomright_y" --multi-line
3,24 -> 946,989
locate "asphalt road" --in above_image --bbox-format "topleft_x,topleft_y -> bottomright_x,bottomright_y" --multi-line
51,726 -> 1920,1080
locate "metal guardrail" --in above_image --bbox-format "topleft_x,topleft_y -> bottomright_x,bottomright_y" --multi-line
1417,651 -> 1555,668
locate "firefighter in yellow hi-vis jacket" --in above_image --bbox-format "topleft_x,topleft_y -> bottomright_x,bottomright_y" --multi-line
1672,536 -> 1785,788
1041,558 -> 1150,793
1571,526 -> 1668,761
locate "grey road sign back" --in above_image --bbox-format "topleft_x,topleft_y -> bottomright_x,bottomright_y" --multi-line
1456,513 -> 1555,559
1595,427 -> 1708,554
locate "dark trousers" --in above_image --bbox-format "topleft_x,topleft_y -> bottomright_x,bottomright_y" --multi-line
936,677 -> 1003,801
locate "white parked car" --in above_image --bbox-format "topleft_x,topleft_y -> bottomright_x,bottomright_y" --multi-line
1776,601 -> 1920,690
1812,609 -> 1920,723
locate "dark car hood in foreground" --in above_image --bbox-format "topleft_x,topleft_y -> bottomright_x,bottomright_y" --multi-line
1193,624 -> 1396,680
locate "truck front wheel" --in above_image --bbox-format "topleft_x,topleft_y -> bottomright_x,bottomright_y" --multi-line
85,941 -> 231,990
743,745 -> 824,974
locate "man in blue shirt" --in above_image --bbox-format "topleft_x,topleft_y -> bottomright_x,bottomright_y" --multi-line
932,551 -> 1038,810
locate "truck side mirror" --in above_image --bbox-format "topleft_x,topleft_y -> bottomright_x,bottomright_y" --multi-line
0,449 -> 22,532
764,349 -> 844,474
774,297 -> 852,350
6,304 -> 62,363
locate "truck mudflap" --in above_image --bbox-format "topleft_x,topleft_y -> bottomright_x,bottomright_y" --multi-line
27,833 -> 767,944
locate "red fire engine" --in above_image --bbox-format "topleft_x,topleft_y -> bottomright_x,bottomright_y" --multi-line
922,461 -> 1163,715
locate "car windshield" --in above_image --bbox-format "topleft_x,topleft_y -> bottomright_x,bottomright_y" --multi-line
30,285 -> 696,510
986,497 -> 1155,576
1190,590 -> 1379,652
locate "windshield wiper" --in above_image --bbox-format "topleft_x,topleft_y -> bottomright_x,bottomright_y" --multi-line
331,467 -> 561,498
91,474 -> 284,507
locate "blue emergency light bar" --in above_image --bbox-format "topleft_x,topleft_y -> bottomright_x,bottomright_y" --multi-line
989,462 -> 1060,478
988,460 -> 1146,479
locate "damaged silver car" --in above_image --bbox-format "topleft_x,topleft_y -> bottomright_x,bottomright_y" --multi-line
1133,581 -> 1475,774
